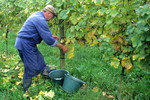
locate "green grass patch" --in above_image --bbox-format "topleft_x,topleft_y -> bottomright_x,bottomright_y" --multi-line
0,32 -> 149,100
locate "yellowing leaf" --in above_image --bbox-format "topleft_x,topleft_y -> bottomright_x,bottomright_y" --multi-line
65,38 -> 71,45
18,72 -> 24,79
77,16 -> 82,21
67,44 -> 75,59
10,86 -> 17,91
39,91 -> 44,95
102,91 -> 115,99
67,52 -> 74,59
44,90 -> 55,99
38,90 -> 55,99
36,74 -> 41,78
139,57 -> 145,60
31,96 -> 39,100
24,8 -> 29,14
132,55 -> 138,60
112,44 -> 121,51
2,69 -> 9,73
132,55 -> 145,61
121,57 -> 133,70
111,57 -> 120,68
91,39 -> 98,46
32,83 -> 36,87
82,84 -> 88,89
69,12 -> 78,25
92,87 -> 99,92
23,91 -> 29,98
11,75 -> 15,78
29,97 -> 34,100
60,39 -> 65,44
2,33 -> 6,38
92,0 -> 101,5
106,95 -> 115,99
15,66 -> 19,70
16,81 -> 21,85
97,10 -> 101,16
37,95 -> 44,100
2,77 -> 10,83
102,91 -> 106,96
77,40 -> 84,46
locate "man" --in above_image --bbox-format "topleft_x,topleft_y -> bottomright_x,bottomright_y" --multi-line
15,5 -> 68,92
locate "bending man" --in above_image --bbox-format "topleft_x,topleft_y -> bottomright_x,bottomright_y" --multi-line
15,5 -> 68,92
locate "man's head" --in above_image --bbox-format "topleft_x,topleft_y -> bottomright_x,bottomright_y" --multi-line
43,5 -> 57,21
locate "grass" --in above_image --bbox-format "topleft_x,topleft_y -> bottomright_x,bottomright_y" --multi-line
0,32 -> 150,100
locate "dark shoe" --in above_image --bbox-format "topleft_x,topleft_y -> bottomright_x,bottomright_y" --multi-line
41,66 -> 56,78
23,78 -> 32,92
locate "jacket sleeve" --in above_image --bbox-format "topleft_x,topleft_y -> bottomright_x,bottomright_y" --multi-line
34,18 -> 58,46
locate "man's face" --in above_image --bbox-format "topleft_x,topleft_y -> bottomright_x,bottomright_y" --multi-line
45,11 -> 54,21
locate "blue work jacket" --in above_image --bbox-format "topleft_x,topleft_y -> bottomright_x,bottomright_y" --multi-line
15,11 -> 58,78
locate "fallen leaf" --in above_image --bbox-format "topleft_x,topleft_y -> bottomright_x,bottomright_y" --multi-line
32,83 -> 36,87
106,95 -> 115,99
102,91 -> 106,96
18,72 -> 24,79
11,75 -> 15,78
39,91 -> 44,95
10,86 -> 17,91
16,81 -> 21,85
82,84 -> 88,89
2,77 -> 10,83
30,96 -> 39,100
2,69 -> 9,73
44,90 -> 55,99
23,91 -> 30,98
92,87 -> 99,92
15,66 -> 19,70
37,95 -> 44,100
36,74 -> 41,78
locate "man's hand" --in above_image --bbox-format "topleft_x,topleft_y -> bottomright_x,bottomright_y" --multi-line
56,43 -> 68,53
52,35 -> 60,40
61,45 -> 68,53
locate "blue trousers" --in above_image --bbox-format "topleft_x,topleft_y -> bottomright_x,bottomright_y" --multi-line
18,48 -> 46,79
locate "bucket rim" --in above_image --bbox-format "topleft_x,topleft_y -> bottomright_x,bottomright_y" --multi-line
49,69 -> 69,73
65,74 -> 85,84
48,69 -> 69,79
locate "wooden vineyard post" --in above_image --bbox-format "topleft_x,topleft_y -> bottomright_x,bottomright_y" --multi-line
5,28 -> 9,56
59,19 -> 65,69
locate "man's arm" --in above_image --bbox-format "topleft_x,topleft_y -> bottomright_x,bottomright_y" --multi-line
55,43 -> 68,53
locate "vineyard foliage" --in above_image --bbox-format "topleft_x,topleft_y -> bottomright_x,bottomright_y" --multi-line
0,0 -> 150,71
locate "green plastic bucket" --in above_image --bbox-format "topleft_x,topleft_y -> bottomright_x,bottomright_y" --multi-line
62,74 -> 85,93
49,69 -> 69,86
